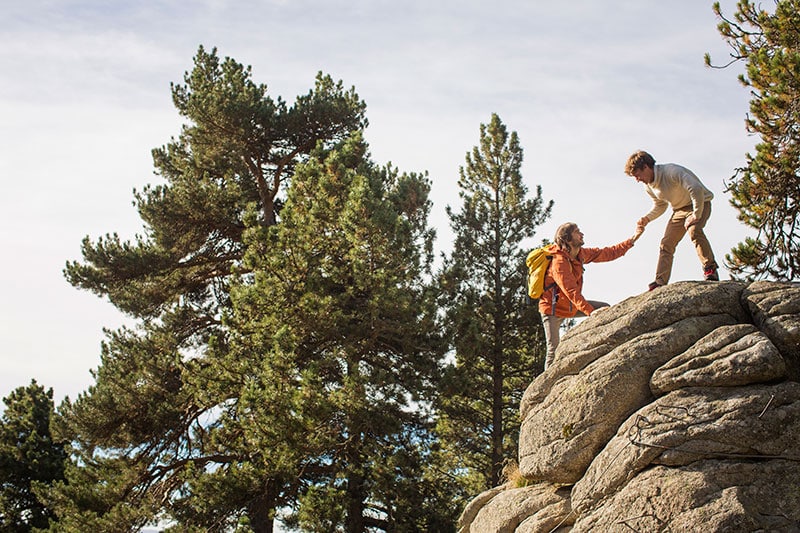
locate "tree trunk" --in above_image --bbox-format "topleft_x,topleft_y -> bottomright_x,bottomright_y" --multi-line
345,470 -> 366,533
491,341 -> 504,488
491,211 -> 505,488
246,478 -> 280,533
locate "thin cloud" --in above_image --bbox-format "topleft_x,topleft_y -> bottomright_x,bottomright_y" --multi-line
0,0 -> 756,407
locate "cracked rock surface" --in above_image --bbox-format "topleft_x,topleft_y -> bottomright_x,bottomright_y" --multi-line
459,281 -> 800,532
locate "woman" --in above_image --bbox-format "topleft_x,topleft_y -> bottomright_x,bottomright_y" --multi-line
539,222 -> 642,368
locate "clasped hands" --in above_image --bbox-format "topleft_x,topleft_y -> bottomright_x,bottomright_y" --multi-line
633,217 -> 648,242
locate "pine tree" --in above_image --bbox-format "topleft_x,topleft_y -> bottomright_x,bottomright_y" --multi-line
53,46 -> 366,532
436,114 -> 553,491
227,132 -> 456,531
65,45 -> 365,322
708,0 -> 800,280
0,381 -> 66,532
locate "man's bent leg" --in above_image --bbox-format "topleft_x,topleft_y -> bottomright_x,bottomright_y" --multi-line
688,201 -> 718,273
655,209 -> 688,286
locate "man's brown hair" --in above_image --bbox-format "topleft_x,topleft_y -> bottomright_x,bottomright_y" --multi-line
624,150 -> 656,176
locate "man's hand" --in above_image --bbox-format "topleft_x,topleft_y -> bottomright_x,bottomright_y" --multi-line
633,223 -> 645,242
637,216 -> 649,228
684,214 -> 697,230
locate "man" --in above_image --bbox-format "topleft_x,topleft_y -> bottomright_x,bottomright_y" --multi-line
539,222 -> 642,369
624,150 -> 719,291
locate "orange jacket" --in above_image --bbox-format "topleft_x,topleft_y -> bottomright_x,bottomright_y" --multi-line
538,239 -> 634,318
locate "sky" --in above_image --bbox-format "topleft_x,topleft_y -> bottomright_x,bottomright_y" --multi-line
1,0 -> 757,409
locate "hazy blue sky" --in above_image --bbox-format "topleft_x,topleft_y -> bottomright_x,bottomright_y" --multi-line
1,1 -> 755,406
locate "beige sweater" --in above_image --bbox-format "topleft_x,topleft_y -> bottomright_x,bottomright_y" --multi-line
643,163 -> 714,221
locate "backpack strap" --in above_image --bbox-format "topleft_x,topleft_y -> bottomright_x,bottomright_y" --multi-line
544,257 -> 557,316
546,251 -> 577,316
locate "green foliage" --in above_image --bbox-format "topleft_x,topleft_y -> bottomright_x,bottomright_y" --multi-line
436,114 -> 553,491
709,0 -> 800,280
0,381 -> 66,532
56,46 -> 367,532
56,44 -> 555,532
228,132 -> 455,530
36,452 -> 161,532
64,44 -> 366,320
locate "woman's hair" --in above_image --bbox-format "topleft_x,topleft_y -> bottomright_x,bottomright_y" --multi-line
624,150 -> 656,176
555,222 -> 578,251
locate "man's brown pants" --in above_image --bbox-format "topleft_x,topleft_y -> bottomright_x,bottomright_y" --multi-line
655,201 -> 717,286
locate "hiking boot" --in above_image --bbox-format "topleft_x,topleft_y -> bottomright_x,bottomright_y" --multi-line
704,267 -> 719,281
648,281 -> 662,291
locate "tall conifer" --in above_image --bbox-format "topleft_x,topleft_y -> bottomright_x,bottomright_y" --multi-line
436,114 -> 553,490
227,132 -> 451,531
709,0 -> 800,280
54,47 -> 366,532
0,381 -> 66,532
